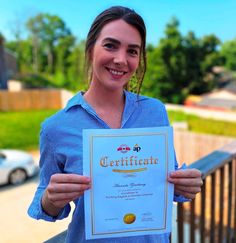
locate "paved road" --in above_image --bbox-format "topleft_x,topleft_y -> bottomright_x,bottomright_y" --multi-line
0,152 -> 71,243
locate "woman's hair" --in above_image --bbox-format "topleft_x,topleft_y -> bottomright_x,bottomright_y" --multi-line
85,6 -> 146,94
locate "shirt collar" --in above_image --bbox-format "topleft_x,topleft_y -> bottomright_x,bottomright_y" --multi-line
64,90 -> 140,112
65,91 -> 86,112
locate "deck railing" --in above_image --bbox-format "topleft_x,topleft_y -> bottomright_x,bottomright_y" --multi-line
177,141 -> 236,243
45,141 -> 236,243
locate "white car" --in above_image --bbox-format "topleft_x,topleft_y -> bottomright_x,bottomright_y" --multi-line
0,149 -> 39,185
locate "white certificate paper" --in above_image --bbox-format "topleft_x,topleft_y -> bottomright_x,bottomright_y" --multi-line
83,127 -> 174,239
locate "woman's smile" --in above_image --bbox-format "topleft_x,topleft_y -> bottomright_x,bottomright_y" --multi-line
105,67 -> 127,78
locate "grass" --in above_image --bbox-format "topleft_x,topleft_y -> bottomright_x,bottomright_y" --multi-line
167,110 -> 236,137
0,110 -> 57,150
0,110 -> 235,150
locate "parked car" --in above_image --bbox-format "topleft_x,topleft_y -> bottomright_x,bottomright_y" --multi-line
0,149 -> 39,185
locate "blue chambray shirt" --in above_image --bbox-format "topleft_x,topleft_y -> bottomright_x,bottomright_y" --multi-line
28,90 -> 187,243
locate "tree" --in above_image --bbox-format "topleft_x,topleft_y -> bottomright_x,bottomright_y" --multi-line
182,33 -> 221,94
6,39 -> 33,72
143,17 -> 187,103
67,41 -> 87,90
54,35 -> 76,86
142,18 -> 221,103
26,13 -> 72,73
220,38 -> 236,71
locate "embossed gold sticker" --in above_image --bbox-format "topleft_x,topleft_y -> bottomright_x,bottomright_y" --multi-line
123,213 -> 136,224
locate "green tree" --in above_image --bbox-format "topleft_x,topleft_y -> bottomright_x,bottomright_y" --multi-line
26,13 -> 71,74
143,18 -> 221,103
6,39 -> 33,72
67,41 -> 87,91
220,38 -> 236,71
54,35 -> 76,87
183,33 -> 221,94
143,17 -> 187,103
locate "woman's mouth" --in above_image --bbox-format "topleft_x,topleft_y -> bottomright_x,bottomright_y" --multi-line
106,67 -> 127,76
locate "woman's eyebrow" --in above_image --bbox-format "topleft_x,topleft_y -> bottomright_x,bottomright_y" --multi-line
102,37 -> 120,45
102,37 -> 141,49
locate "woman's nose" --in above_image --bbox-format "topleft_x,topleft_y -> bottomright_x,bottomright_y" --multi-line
113,50 -> 127,66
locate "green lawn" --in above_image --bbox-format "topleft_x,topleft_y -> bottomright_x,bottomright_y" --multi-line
0,109 -> 235,150
168,110 -> 236,137
0,110 -> 57,150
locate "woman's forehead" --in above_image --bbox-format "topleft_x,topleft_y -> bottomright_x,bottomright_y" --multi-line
97,19 -> 141,46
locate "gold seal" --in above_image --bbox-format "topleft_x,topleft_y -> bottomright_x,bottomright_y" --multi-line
123,213 -> 136,224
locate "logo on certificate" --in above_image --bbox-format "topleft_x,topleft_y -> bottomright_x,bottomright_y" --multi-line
133,144 -> 141,152
117,144 -> 142,153
117,144 -> 131,153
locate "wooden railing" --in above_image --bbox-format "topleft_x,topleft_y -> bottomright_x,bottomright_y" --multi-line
177,141 -> 236,243
45,141 -> 236,243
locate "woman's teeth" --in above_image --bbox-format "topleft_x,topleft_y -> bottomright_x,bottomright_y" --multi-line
108,68 -> 125,75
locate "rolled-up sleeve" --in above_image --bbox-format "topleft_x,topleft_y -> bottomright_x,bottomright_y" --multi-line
27,127 -> 71,221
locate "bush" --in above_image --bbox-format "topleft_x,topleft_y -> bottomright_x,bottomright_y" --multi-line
15,73 -> 56,89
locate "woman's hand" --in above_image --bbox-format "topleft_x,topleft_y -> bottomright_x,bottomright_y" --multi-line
168,169 -> 203,200
42,174 -> 91,216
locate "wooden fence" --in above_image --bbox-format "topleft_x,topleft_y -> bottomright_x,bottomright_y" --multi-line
174,130 -> 234,165
177,140 -> 236,243
0,89 -> 73,111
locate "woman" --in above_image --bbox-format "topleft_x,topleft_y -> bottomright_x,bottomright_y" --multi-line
28,6 -> 202,242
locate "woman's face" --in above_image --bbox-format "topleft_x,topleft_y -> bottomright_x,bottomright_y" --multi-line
90,19 -> 141,92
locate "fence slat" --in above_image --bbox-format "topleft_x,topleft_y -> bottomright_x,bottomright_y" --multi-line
226,161 -> 232,242
234,159 -> 236,242
210,173 -> 216,243
200,181 -> 206,243
190,199 -> 195,243
219,166 -> 225,242
177,203 -> 184,243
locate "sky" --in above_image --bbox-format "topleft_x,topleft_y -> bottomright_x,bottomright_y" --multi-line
0,0 -> 236,45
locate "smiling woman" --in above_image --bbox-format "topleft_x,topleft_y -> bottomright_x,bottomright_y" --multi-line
28,6 -> 202,243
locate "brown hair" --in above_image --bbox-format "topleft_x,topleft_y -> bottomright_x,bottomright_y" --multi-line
85,6 -> 146,94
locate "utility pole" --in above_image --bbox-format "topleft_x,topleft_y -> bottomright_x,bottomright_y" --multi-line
0,34 -> 8,89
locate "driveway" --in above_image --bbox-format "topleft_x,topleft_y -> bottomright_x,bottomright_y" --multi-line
0,151 -> 71,243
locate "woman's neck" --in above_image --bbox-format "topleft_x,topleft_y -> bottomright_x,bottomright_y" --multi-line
83,84 -> 125,128
84,85 -> 125,110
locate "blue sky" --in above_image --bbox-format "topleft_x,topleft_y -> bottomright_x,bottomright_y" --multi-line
0,0 -> 235,44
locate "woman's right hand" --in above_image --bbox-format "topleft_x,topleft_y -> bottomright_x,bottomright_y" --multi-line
42,173 -> 91,217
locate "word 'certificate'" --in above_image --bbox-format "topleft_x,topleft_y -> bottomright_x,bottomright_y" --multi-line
83,127 -> 174,239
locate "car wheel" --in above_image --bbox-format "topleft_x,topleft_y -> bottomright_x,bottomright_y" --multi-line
9,169 -> 27,185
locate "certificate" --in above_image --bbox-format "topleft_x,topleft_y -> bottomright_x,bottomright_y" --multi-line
83,127 -> 174,239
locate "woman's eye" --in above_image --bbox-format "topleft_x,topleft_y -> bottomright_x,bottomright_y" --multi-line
128,49 -> 138,56
103,43 -> 116,49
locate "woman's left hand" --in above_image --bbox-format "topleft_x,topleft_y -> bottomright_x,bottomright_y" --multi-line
168,168 -> 203,200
